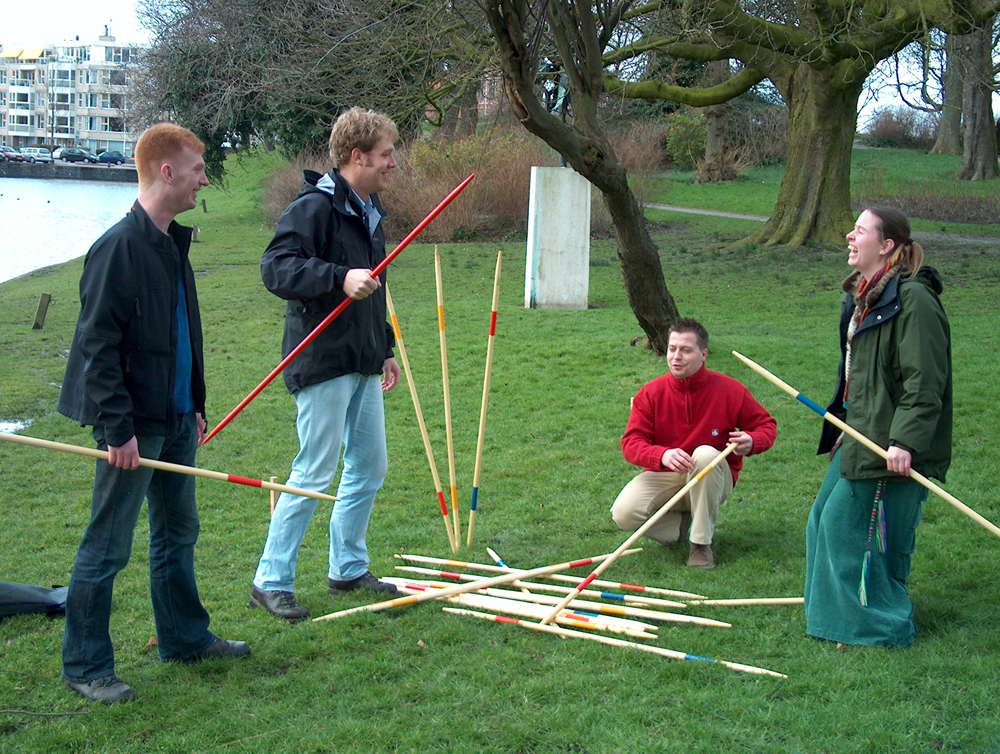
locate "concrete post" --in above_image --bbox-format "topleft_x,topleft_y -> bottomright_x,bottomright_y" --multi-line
524,166 -> 590,310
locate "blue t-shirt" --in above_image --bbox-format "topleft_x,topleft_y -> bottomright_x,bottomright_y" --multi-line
173,276 -> 194,414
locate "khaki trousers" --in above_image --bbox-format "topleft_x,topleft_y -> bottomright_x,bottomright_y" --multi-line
611,445 -> 734,546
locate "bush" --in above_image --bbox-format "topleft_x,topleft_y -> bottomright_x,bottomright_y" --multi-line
725,100 -> 788,166
262,151 -> 332,227
664,109 -> 707,170
381,132 -> 556,242
859,107 -> 937,150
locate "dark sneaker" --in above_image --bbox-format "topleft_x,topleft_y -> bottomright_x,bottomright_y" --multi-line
328,572 -> 398,595
688,543 -> 715,569
249,585 -> 309,622
66,675 -> 134,704
184,637 -> 251,664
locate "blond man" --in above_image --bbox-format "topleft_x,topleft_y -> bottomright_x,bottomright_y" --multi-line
250,108 -> 401,621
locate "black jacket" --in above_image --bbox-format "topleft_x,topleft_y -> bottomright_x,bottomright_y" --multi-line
59,201 -> 206,447
261,169 -> 394,393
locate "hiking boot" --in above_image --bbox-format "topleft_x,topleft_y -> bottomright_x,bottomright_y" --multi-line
66,674 -> 134,704
688,543 -> 715,569
679,512 -> 692,542
328,572 -> 398,595
249,585 -> 309,622
184,637 -> 251,664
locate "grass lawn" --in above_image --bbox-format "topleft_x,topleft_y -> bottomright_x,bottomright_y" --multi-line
1,151 -> 999,753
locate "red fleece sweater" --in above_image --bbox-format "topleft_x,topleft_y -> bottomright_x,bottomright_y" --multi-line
622,366 -> 777,484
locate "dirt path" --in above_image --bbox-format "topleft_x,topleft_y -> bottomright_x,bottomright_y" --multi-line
644,203 -> 999,246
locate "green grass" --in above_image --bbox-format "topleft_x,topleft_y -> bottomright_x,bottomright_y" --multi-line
2,152 -> 1000,752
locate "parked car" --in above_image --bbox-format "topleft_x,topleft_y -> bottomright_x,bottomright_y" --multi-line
97,150 -> 126,165
1,145 -> 24,162
52,147 -> 63,160
20,147 -> 53,163
61,147 -> 99,164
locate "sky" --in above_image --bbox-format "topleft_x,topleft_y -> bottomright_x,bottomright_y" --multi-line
1,0 -> 148,48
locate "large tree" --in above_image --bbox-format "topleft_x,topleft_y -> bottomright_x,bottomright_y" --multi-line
596,0 -> 1000,245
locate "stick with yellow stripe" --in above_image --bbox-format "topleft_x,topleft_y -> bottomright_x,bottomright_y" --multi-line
434,245 -> 461,546
385,286 -> 457,552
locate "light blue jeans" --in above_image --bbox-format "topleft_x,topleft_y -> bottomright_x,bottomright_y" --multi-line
253,374 -> 388,591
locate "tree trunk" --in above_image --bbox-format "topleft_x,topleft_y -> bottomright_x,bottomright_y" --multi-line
956,19 -> 999,181
930,33 -> 963,155
703,60 -> 729,166
750,65 -> 863,246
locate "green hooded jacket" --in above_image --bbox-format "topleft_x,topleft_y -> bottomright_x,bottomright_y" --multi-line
834,266 -> 952,482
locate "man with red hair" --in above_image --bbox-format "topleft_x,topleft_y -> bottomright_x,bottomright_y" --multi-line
58,123 -> 249,704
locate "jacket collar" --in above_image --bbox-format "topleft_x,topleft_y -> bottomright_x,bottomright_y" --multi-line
669,364 -> 710,392
303,168 -> 386,220
129,200 -> 192,259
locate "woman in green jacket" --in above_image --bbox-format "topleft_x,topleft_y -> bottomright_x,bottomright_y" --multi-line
805,206 -> 952,648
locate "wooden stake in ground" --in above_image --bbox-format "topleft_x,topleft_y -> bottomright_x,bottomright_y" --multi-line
312,549 -> 639,622
468,250 -> 502,547
1,432 -> 337,502
385,286 -> 457,552
435,246 -> 461,546
731,350 -> 1000,539
685,597 -> 804,606
539,443 -> 738,625
444,608 -> 787,678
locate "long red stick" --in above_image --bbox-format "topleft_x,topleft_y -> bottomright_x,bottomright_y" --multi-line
204,173 -> 476,443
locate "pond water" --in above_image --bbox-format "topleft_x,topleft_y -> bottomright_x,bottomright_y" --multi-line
0,177 -> 139,284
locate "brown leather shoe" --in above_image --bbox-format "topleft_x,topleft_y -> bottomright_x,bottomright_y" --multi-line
688,543 -> 715,569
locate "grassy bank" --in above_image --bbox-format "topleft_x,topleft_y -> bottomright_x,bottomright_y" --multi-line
1,152 -> 999,753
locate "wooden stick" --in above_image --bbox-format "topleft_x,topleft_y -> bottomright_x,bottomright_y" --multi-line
539,443 -> 739,625
385,286 -> 457,552
435,246 -> 461,546
383,580 -> 657,638
392,551 -> 707,599
469,250 -> 502,546
269,476 -> 278,517
204,174 -> 476,443
443,608 -> 787,678
685,597 -> 804,606
731,350 -> 1000,539
312,549 -> 634,622
0,432 -> 337,502
383,577 -> 657,630
394,565 -> 688,609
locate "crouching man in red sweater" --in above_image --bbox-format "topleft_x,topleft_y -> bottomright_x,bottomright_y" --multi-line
612,318 -> 776,569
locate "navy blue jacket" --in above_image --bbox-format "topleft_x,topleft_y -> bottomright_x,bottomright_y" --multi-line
261,169 -> 394,394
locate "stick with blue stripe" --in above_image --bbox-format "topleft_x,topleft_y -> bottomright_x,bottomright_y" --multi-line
731,350 -> 1000,540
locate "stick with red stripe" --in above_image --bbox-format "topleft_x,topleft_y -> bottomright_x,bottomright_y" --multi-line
468,250 -> 502,547
1,432 -> 336,502
539,443 -> 738,625
203,173 -> 476,443
444,608 -> 787,678
312,549 -> 631,622
434,246 -> 461,545
385,286 -> 457,552
393,551 -> 705,599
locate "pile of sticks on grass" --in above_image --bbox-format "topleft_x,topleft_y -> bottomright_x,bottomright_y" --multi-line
315,548 -> 794,679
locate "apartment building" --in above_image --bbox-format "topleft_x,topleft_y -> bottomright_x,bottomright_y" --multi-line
0,33 -> 140,156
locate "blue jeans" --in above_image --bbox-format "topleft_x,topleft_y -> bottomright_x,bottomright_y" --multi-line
254,374 -> 388,591
62,413 -> 214,683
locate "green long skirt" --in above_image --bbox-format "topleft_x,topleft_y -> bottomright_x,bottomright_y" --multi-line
804,449 -> 926,647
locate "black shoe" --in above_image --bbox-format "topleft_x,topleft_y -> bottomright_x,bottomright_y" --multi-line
249,585 -> 309,622
66,674 -> 135,704
328,572 -> 398,595
185,637 -> 251,664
